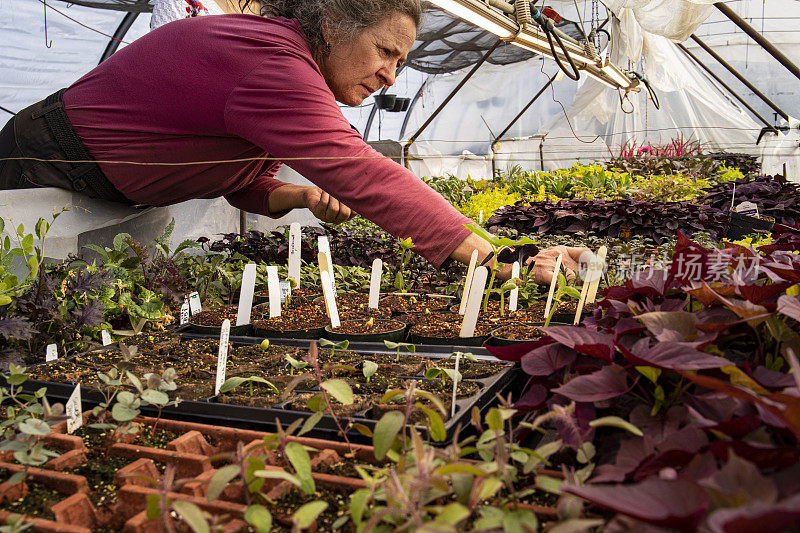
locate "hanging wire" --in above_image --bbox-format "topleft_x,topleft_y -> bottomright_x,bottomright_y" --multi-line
38,0 -> 130,45
43,0 -> 53,48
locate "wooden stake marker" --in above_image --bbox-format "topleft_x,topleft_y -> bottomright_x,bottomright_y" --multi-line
459,250 -> 480,315
215,319 -> 231,395
321,270 -> 341,329
460,266 -> 488,338
368,258 -> 382,309
586,246 -> 608,304
266,265 -> 282,318
509,261 -> 520,312
288,222 -> 301,285
236,263 -> 257,326
574,275 -> 591,325
543,253 -> 563,321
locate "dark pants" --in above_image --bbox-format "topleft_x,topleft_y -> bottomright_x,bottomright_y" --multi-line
0,91 -> 132,204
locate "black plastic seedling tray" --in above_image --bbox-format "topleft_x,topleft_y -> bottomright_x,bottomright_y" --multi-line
4,334 -> 520,445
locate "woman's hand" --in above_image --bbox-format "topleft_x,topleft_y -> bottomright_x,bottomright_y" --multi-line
302,186 -> 354,224
269,184 -> 354,223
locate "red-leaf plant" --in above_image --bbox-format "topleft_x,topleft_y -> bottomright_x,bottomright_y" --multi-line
486,230 -> 800,531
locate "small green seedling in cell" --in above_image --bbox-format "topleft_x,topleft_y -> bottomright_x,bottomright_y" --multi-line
425,366 -> 462,385
285,355 -> 308,376
259,339 -> 270,351
219,376 -> 279,397
544,273 -> 581,327
499,278 -> 521,317
465,223 -> 537,312
393,237 -> 415,292
318,338 -> 349,359
363,360 -> 378,383
383,340 -> 416,363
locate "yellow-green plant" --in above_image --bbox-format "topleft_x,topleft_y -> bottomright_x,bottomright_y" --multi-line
457,187 -> 522,223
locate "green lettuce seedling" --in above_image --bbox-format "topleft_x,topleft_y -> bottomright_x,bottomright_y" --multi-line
384,340 -> 416,363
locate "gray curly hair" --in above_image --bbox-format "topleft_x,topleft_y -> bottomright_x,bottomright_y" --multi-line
238,0 -> 422,54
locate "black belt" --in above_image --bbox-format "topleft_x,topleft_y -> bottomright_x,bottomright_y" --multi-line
32,89 -> 134,205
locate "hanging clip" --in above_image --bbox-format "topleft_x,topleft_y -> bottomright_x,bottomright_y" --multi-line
43,0 -> 53,48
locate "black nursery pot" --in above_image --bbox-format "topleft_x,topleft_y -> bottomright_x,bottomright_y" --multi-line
487,322 -> 569,346
324,319 -> 407,343
726,211 -> 774,240
408,332 -> 490,347
374,94 -> 397,109
252,324 -> 326,340
187,321 -> 253,336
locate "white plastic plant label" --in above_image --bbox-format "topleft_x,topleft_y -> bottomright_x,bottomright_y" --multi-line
460,266 -> 488,338
574,278 -> 591,326
543,253 -> 563,321
236,263 -> 257,326
317,251 -> 337,294
279,280 -> 291,304
320,270 -> 341,329
459,250 -> 480,315
586,246 -> 608,304
288,223 -> 302,285
215,319 -> 231,395
66,384 -> 82,434
451,352 -> 461,418
478,210 -> 483,224
100,329 -> 112,346
45,343 -> 57,362
735,201 -> 760,218
188,291 -> 202,315
318,236 -> 332,270
179,299 -> 190,325
368,258 -> 382,309
509,261 -> 520,312
266,265 -> 282,319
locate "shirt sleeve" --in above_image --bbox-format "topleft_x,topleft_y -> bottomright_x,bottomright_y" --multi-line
224,174 -> 289,218
224,50 -> 472,268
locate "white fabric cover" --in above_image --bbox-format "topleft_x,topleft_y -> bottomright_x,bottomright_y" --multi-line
150,0 -> 225,31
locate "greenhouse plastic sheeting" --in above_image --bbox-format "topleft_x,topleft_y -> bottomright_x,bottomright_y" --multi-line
760,117 -> 800,183
539,19 -> 761,154
605,0 -> 717,60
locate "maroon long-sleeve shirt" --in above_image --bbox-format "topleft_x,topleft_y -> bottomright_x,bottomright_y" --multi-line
62,15 -> 471,267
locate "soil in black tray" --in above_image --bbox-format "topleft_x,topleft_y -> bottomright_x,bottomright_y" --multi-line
0,477 -> 61,520
228,343 -> 307,376
288,393 -> 368,417
119,331 -> 182,354
380,293 -> 452,314
556,299 -> 598,317
217,386 -> 283,408
491,323 -> 548,342
328,318 -> 404,335
73,347 -> 135,371
270,486 -> 355,532
313,458 -> 363,479
252,300 -> 329,332
334,293 -> 392,320
410,312 -> 495,338
415,378 -> 481,399
427,357 -> 507,379
27,360 -> 99,384
345,374 -> 409,396
190,305 -> 262,327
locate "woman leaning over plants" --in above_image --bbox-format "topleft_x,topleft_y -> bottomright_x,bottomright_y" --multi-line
0,0 -> 580,283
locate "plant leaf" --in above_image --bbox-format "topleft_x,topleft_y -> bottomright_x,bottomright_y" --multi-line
589,416 -> 643,436
206,464 -> 239,502
285,442 -> 314,495
373,411 -> 404,460
293,501 -> 328,529
172,501 -> 210,533
553,364 -> 630,402
320,378 -> 353,405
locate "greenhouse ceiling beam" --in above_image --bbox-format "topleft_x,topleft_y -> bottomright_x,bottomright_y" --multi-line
490,73 -> 556,177
690,34 -> 788,122
714,2 -> 800,84
403,39 -> 502,167
399,78 -> 431,140
99,11 -> 138,64
677,43 -> 777,134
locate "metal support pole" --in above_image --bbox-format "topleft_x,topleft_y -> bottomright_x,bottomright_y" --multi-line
490,74 -> 557,177
399,78 -> 430,140
677,43 -> 777,133
404,39 -> 502,167
99,12 -> 138,64
715,2 -> 800,83
690,34 -> 788,121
